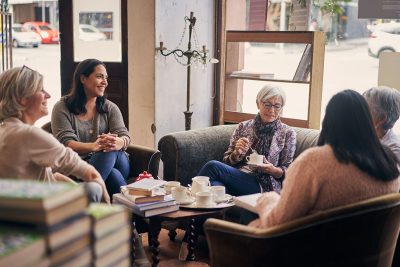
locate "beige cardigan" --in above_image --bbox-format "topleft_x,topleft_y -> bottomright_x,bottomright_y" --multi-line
0,117 -> 90,182
253,144 -> 400,228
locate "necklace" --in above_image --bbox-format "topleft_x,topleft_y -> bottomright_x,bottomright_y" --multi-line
89,115 -> 95,134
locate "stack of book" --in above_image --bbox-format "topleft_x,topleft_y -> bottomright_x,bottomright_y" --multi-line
0,225 -> 48,267
87,203 -> 131,267
0,179 -> 91,267
113,180 -> 178,217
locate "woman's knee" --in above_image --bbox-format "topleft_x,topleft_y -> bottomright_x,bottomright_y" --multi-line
85,182 -> 103,202
201,160 -> 222,172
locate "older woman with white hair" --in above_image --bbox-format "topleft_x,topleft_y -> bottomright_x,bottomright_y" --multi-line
0,66 -> 110,203
198,84 -> 296,196
363,86 -> 400,164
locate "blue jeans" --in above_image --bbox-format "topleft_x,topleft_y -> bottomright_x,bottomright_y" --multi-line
88,151 -> 130,197
197,160 -> 261,196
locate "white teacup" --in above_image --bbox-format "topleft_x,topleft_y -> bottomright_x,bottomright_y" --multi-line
164,181 -> 181,194
195,191 -> 214,207
191,176 -> 211,195
246,153 -> 263,165
171,186 -> 191,202
211,186 -> 226,202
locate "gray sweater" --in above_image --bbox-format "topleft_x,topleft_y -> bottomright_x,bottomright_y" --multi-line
51,99 -> 130,158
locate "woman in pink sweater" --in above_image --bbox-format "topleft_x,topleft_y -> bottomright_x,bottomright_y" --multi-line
250,90 -> 399,228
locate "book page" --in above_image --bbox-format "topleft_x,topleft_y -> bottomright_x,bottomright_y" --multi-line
234,193 -> 262,214
126,179 -> 166,191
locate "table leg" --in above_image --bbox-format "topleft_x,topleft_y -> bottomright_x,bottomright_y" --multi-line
168,229 -> 177,241
186,218 -> 198,261
149,218 -> 162,267
131,220 -> 136,266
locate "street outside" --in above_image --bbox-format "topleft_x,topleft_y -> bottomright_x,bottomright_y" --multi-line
12,39 -> 399,134
13,44 -> 61,127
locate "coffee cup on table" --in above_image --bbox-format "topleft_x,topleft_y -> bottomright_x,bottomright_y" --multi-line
246,152 -> 263,165
171,186 -> 191,203
164,181 -> 181,194
211,186 -> 226,202
195,191 -> 214,207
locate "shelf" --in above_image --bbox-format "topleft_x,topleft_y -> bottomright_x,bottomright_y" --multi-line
220,31 -> 325,129
224,111 -> 309,128
226,73 -> 310,84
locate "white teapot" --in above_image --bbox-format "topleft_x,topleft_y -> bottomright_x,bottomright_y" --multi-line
191,176 -> 211,195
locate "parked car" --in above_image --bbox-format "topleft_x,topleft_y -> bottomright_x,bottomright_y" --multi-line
22,21 -> 59,44
79,24 -> 107,41
368,22 -> 400,58
12,23 -> 41,48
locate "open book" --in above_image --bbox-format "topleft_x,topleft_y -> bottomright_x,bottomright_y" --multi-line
233,193 -> 262,213
126,179 -> 166,192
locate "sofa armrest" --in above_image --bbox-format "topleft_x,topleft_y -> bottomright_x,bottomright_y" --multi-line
126,144 -> 160,182
158,125 -> 236,185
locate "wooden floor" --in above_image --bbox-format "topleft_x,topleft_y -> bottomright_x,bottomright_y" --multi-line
139,228 -> 210,267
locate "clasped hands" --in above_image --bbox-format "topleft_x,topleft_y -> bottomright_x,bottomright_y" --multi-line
94,133 -> 124,152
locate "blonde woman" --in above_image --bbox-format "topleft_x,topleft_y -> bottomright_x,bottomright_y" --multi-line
0,66 -> 110,203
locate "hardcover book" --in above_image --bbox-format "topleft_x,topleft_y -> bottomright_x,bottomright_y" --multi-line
0,226 -> 46,267
94,242 -> 130,267
44,214 -> 91,252
93,225 -> 130,257
113,193 -> 179,217
126,179 -> 166,192
87,203 -> 131,240
0,179 -> 88,226
0,179 -> 86,211
120,186 -> 165,204
48,234 -> 91,267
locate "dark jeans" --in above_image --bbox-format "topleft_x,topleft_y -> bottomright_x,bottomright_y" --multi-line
197,160 -> 261,196
88,150 -> 129,197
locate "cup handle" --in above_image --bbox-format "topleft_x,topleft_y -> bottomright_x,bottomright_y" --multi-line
246,155 -> 250,162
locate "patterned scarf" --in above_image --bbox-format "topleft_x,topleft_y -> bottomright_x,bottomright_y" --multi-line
252,113 -> 279,156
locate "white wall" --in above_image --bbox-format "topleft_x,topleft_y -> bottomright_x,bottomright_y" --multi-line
155,0 -> 215,143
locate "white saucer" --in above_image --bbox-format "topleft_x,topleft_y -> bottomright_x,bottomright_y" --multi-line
247,163 -> 261,168
180,201 -> 235,209
176,197 -> 195,205
214,194 -> 233,204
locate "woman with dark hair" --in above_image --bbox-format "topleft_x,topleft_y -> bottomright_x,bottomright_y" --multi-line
51,59 -> 130,197
249,90 -> 399,228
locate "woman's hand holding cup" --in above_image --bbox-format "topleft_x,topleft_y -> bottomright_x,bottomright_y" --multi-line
255,157 -> 284,178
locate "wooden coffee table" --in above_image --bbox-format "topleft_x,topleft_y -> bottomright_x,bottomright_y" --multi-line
132,207 -> 231,267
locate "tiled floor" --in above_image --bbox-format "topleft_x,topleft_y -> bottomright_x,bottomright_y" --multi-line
139,229 -> 210,267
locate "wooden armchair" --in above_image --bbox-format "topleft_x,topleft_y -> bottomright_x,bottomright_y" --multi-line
41,122 -> 160,182
204,193 -> 400,267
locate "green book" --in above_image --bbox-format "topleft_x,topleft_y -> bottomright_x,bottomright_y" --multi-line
0,179 -> 88,226
0,226 -> 46,267
87,203 -> 130,240
0,179 -> 85,211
